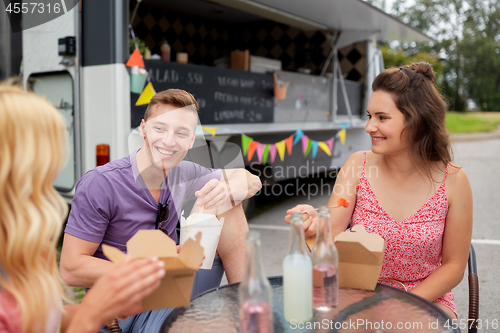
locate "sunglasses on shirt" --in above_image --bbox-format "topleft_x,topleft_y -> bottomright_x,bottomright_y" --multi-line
155,201 -> 170,235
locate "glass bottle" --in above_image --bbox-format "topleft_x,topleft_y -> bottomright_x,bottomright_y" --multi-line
160,41 -> 171,61
238,231 -> 273,333
283,212 -> 313,323
311,206 -> 339,310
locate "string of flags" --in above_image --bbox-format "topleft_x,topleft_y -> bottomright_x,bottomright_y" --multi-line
241,129 -> 346,164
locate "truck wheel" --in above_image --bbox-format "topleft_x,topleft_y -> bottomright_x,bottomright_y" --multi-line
242,196 -> 256,220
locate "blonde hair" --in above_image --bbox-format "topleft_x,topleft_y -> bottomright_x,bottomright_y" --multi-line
0,84 -> 69,332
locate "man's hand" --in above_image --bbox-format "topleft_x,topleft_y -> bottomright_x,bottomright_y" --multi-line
195,178 -> 230,210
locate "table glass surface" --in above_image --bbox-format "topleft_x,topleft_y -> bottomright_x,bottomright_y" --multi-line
161,277 -> 458,333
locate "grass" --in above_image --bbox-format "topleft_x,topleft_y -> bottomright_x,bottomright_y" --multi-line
446,112 -> 500,134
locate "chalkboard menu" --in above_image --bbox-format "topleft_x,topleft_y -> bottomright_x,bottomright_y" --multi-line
130,60 -> 275,127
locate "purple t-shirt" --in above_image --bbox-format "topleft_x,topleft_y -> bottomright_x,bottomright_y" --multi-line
65,149 -> 221,260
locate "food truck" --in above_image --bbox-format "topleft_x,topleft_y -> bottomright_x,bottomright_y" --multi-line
1,0 -> 431,215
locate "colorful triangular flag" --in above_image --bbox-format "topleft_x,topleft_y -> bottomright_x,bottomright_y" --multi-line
339,129 -> 346,145
256,143 -> 265,164
126,48 -> 145,68
293,129 -> 304,146
201,126 -> 216,137
326,137 -> 334,153
276,140 -> 286,161
269,144 -> 277,163
304,139 -> 312,157
301,135 -> 309,155
241,134 -> 252,156
262,144 -> 270,165
135,82 -> 156,106
285,136 -> 293,155
318,141 -> 332,156
247,141 -> 259,162
311,140 -> 319,159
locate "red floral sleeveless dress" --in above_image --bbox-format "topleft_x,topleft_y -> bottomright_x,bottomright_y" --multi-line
351,151 -> 456,316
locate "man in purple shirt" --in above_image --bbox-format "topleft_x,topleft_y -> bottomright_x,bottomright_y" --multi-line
60,89 -> 261,331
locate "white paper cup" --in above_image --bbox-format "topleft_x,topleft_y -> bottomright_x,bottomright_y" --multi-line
179,213 -> 224,269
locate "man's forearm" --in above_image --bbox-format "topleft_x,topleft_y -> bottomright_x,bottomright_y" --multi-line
216,203 -> 248,283
224,169 -> 261,203
61,255 -> 115,288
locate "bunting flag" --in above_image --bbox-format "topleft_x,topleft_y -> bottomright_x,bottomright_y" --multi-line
201,126 -> 216,137
304,139 -> 312,157
135,82 -> 156,106
293,129 -> 304,146
301,135 -> 309,155
269,144 -> 277,163
276,140 -> 286,161
311,140 -> 319,159
262,144 -> 270,165
256,143 -> 265,164
339,128 -> 346,145
285,136 -> 293,155
247,141 -> 259,162
241,134 -> 252,156
126,48 -> 145,68
317,141 -> 332,156
326,137 -> 334,153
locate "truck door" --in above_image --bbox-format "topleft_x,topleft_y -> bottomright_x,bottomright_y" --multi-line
29,71 -> 77,192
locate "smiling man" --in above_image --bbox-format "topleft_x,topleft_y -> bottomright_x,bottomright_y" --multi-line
60,89 -> 261,332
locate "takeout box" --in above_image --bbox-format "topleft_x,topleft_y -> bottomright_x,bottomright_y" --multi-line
333,225 -> 385,291
102,229 -> 204,311
179,211 -> 225,270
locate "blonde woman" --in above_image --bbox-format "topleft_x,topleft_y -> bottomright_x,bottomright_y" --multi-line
0,84 -> 165,333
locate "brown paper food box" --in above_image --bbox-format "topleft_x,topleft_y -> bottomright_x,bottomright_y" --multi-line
333,225 -> 385,291
102,230 -> 204,311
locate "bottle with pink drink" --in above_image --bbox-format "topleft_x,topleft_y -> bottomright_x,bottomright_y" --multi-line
238,231 -> 273,333
311,206 -> 339,311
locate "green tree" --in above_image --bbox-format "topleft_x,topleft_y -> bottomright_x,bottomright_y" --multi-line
460,2 -> 500,110
389,0 -> 470,110
380,45 -> 443,77
383,0 -> 500,111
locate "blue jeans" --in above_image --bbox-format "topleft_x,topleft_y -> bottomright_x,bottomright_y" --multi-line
118,256 -> 224,333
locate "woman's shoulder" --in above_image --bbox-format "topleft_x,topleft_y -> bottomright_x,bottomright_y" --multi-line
446,163 -> 470,187
338,151 -> 367,181
344,150 -> 366,166
445,162 -> 471,203
440,164 -> 473,220
0,288 -> 22,333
